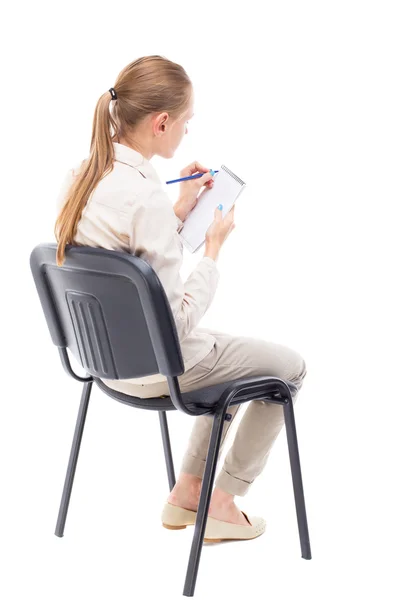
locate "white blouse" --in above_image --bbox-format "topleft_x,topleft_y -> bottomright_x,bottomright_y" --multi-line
55,142 -> 220,389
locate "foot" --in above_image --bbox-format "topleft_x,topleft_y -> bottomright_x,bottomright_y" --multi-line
207,501 -> 251,526
167,474 -> 251,526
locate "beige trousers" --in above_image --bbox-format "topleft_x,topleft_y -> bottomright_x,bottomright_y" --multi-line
108,327 -> 307,497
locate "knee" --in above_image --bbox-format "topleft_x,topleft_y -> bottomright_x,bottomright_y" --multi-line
287,354 -> 307,386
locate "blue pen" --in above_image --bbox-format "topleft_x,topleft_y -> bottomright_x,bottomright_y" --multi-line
166,170 -> 219,185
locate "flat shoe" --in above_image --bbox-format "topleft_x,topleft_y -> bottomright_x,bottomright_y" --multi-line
161,502 -> 197,529
203,510 -> 266,543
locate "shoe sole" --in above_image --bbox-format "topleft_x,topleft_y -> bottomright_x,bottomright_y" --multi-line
203,536 -> 256,543
162,523 -> 189,530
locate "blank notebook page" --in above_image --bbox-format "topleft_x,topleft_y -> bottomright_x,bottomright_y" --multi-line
178,165 -> 246,253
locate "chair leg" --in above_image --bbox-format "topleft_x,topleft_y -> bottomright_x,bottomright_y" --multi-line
159,411 -> 176,491
55,380 -> 93,538
183,409 -> 227,597
283,392 -> 312,559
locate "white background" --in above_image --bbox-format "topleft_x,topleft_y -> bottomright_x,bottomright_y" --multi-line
2,1 -> 400,598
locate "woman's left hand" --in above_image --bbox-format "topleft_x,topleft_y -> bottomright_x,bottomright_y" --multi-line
173,162 -> 215,222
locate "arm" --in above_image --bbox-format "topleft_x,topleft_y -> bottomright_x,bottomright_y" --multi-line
126,188 -> 220,342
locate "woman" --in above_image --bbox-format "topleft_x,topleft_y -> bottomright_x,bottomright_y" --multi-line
55,55 -> 307,542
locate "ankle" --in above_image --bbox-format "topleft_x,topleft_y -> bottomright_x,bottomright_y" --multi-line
178,472 -> 202,492
210,486 -> 235,507
169,472 -> 202,499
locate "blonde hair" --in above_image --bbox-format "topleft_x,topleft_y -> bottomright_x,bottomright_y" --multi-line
54,55 -> 192,266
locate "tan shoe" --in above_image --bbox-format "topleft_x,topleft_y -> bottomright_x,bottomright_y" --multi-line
161,502 -> 197,529
203,510 -> 266,543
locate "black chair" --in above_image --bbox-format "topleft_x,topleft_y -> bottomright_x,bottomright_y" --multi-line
29,242 -> 312,597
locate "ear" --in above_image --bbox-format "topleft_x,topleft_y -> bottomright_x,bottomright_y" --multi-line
154,112 -> 168,136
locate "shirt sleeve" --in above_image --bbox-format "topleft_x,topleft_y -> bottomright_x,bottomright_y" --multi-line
55,162 -> 84,216
126,188 -> 220,342
55,168 -> 74,216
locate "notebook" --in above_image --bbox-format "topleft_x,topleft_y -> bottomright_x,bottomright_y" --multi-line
178,164 -> 246,253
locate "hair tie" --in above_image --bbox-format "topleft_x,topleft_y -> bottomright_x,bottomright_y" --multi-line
109,87 -> 118,100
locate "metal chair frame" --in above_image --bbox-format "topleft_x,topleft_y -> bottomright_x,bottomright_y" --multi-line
30,243 -> 311,597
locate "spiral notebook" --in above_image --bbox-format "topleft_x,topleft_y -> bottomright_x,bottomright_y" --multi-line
178,164 -> 246,253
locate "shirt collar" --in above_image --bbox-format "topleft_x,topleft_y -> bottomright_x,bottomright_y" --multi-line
112,142 -> 161,184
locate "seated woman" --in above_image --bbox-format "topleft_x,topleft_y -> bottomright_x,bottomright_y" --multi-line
54,54 -> 307,543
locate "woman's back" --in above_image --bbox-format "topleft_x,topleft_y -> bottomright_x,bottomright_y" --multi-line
57,142 -> 177,251
56,142 -> 220,389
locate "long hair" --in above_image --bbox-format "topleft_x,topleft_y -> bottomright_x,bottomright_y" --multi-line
54,55 -> 192,266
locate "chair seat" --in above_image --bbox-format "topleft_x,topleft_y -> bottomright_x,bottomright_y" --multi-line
93,375 -> 298,414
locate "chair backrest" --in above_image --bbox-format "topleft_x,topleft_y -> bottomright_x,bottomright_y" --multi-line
29,243 -> 184,380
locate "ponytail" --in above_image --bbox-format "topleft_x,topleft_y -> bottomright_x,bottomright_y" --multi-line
54,91 -> 117,266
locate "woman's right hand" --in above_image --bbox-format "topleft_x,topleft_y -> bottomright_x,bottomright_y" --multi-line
205,204 -> 236,252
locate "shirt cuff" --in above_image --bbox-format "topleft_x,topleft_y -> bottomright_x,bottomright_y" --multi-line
201,256 -> 219,271
175,215 -> 184,233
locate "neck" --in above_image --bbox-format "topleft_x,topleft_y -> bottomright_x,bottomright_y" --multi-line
116,134 -> 154,161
